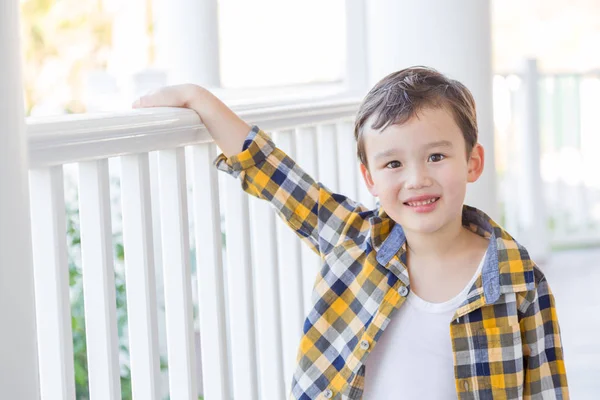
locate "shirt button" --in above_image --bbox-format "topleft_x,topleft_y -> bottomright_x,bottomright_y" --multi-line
463,380 -> 469,391
360,340 -> 370,350
323,388 -> 333,398
399,285 -> 409,297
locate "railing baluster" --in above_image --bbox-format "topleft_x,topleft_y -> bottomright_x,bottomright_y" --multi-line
249,196 -> 286,399
157,147 -> 198,400
29,166 -> 76,400
317,123 -> 340,193
223,162 -> 259,400
336,120 -> 359,201
120,153 -> 161,399
78,159 -> 121,400
190,143 -> 231,400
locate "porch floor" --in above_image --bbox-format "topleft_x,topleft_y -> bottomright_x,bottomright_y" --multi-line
540,247 -> 600,399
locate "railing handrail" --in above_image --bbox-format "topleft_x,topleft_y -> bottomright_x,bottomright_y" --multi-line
494,70 -> 600,78
26,97 -> 361,168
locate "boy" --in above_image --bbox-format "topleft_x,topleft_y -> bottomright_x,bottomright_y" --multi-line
134,67 -> 568,399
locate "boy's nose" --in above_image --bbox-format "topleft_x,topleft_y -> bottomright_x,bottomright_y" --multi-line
404,167 -> 432,190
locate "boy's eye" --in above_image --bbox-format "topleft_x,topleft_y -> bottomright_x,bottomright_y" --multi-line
385,160 -> 402,169
428,154 -> 445,162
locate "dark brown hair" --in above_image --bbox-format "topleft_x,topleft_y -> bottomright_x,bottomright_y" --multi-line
354,66 -> 478,168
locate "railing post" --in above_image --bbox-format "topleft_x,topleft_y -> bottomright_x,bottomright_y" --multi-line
0,0 -> 41,398
516,59 -> 550,262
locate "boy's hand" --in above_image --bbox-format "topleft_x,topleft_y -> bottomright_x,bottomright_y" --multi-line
132,84 -> 203,109
133,84 -> 251,157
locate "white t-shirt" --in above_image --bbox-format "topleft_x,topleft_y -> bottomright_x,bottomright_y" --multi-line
362,251 -> 486,399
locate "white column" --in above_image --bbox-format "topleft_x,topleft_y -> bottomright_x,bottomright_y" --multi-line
109,0 -> 148,98
364,0 -> 497,218
345,0 -> 369,96
0,0 -> 41,398
110,0 -> 148,77
153,0 -> 221,87
515,59 -> 550,261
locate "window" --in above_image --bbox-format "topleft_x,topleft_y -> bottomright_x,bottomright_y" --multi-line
218,0 -> 346,88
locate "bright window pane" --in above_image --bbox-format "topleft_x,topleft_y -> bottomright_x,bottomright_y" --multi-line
218,0 -> 346,88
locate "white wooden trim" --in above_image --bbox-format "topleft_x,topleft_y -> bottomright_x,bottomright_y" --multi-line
154,0 -> 220,86
78,159 -> 121,400
0,1 -> 40,396
120,153 -> 161,399
336,121 -> 360,201
26,100 -> 360,168
515,59 -> 550,262
29,167 -> 76,400
317,123 -> 340,193
157,148 -> 198,400
345,0 -> 369,94
223,171 -> 259,400
190,143 -> 231,400
249,197 -> 286,399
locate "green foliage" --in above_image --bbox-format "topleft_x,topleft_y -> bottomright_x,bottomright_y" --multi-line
65,197 -> 89,398
20,0 -> 114,115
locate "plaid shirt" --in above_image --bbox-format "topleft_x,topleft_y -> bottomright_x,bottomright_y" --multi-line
215,126 -> 569,400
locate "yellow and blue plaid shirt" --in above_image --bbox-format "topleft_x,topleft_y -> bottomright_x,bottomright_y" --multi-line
215,126 -> 569,400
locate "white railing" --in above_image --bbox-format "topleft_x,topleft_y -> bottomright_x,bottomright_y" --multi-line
494,62 -> 600,252
25,99 -> 376,400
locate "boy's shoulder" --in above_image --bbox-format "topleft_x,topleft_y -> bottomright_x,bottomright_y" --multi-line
515,263 -> 553,310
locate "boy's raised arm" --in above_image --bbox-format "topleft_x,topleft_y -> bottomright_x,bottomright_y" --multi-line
134,84 -> 370,256
134,84 -> 251,158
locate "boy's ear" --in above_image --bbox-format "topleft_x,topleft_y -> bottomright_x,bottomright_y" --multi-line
467,144 -> 485,183
360,163 -> 378,196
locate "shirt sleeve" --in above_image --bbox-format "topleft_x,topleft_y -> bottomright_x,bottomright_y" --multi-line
214,125 -> 370,256
520,277 -> 569,399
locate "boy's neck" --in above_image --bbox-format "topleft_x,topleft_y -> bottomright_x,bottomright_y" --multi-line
403,215 -> 473,261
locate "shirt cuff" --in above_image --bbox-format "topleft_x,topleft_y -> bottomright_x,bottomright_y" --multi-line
213,125 -> 276,178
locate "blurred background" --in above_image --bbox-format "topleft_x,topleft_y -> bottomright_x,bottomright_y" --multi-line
16,0 -> 600,399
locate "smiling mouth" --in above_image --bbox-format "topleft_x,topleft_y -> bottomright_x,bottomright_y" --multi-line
403,197 -> 440,207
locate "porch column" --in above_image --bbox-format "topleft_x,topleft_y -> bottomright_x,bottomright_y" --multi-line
0,0 -> 41,398
153,0 -> 221,87
345,0 -> 369,95
364,0 -> 498,219
515,59 -> 550,261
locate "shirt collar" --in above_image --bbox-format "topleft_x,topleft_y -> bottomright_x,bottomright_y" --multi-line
369,205 -> 536,304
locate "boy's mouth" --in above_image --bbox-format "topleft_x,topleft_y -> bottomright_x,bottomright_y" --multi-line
403,197 -> 440,207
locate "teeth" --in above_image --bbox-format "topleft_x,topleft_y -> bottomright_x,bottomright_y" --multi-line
407,198 -> 438,207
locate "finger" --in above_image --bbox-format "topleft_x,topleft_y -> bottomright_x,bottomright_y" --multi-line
132,93 -> 156,108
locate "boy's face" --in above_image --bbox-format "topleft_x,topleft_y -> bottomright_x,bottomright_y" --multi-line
359,106 -> 484,235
